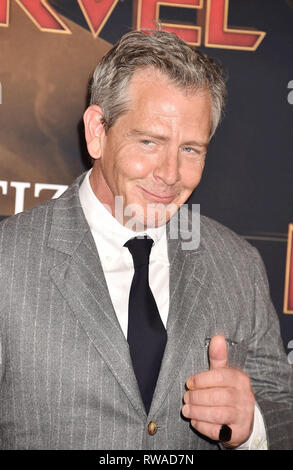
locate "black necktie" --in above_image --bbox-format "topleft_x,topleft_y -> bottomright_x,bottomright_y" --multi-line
124,236 -> 167,414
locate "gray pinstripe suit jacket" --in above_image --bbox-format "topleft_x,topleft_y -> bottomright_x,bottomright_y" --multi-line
0,174 -> 292,450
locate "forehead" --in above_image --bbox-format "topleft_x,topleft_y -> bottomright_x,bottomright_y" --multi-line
123,67 -> 212,138
128,67 -> 194,104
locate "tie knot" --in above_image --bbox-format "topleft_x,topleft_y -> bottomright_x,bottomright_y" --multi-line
124,236 -> 154,268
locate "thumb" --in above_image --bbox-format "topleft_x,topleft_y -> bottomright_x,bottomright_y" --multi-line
209,335 -> 229,370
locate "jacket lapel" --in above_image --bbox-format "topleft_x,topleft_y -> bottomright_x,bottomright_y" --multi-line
149,213 -> 214,417
48,176 -> 146,419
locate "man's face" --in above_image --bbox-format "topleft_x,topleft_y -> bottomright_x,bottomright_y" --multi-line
88,68 -> 212,229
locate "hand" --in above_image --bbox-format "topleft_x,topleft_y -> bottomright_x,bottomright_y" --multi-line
182,335 -> 255,447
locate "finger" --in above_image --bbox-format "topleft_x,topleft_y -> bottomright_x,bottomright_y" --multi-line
184,387 -> 235,407
182,404 -> 235,425
186,367 -> 245,390
209,335 -> 229,370
190,420 -> 231,444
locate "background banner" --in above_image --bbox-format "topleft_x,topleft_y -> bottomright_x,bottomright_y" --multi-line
0,0 -> 292,359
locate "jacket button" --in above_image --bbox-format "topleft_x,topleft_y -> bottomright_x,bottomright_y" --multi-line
147,421 -> 158,436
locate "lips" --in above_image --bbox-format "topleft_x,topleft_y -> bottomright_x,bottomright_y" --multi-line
138,185 -> 177,204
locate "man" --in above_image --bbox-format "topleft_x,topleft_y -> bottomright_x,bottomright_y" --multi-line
0,30 -> 292,450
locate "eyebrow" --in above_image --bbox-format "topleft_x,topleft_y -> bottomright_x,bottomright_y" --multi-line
128,129 -> 208,148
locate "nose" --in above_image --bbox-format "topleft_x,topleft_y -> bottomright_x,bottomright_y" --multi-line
153,147 -> 180,186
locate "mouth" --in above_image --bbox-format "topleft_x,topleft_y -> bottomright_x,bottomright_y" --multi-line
138,185 -> 177,204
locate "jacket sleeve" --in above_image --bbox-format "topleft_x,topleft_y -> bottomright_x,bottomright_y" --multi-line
244,247 -> 293,450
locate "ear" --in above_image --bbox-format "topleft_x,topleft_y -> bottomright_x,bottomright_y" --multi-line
83,105 -> 106,160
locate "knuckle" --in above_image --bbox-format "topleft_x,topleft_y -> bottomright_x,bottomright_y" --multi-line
191,390 -> 200,404
209,389 -> 220,406
197,423 -> 220,442
212,426 -> 222,442
226,387 -> 236,404
185,390 -> 195,404
214,370 -> 225,385
193,373 -> 203,388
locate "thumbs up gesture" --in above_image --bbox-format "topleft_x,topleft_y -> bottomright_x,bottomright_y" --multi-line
182,335 -> 255,448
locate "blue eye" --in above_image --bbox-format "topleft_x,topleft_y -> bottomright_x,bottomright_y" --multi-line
182,147 -> 195,153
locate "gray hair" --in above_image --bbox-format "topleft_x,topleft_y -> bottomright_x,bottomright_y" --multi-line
90,30 -> 226,137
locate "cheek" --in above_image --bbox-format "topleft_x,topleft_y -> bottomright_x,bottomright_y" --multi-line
122,152 -> 155,179
181,165 -> 203,192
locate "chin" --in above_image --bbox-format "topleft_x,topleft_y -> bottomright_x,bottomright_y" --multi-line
123,207 -> 170,231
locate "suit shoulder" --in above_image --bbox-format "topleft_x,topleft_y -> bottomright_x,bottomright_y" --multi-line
0,200 -> 57,263
0,172 -> 84,239
0,199 -> 55,236
200,214 -> 257,259
198,215 -> 268,293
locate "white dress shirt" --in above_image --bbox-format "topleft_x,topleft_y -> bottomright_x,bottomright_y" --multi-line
79,170 -> 169,338
79,169 -> 267,450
